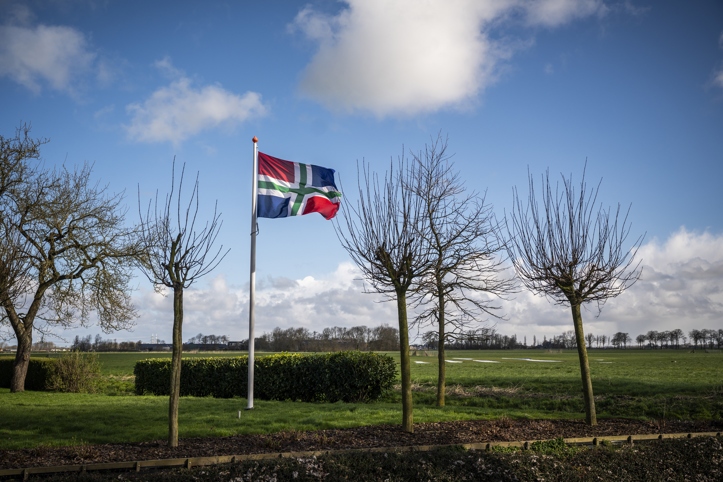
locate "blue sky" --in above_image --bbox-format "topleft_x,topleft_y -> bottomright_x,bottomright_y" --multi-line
1,0 -> 722,346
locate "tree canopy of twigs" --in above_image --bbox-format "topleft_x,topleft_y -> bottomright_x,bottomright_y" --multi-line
0,123 -> 44,312
137,159 -> 228,447
505,163 -> 644,425
407,134 -> 515,406
0,124 -> 138,392
335,153 -> 430,433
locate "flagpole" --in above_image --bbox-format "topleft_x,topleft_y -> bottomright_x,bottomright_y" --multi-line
247,136 -> 258,410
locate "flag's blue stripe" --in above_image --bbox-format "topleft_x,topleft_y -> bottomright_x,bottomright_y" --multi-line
257,194 -> 290,218
310,165 -> 338,190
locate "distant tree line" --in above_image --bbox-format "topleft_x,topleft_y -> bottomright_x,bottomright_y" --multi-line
186,333 -> 229,347
52,326 -> 723,353
527,328 -> 723,350
636,329 -> 723,350
71,335 -> 144,352
422,329 -> 521,350
239,324 -> 400,352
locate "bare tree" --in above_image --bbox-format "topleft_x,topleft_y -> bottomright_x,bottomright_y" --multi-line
3,165 -> 138,391
585,332 -> 594,349
612,332 -> 631,349
137,161 -> 228,447
670,328 -> 683,349
335,155 -> 430,433
647,330 -> 659,349
1,125 -> 138,391
505,164 -> 644,425
406,136 -> 513,406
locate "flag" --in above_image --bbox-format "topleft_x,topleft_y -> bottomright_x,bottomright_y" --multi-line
257,152 -> 341,220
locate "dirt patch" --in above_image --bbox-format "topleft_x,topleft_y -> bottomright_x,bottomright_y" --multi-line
1,418 -> 721,470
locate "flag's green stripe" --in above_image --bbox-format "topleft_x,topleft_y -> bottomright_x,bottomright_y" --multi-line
298,163 -> 307,185
291,164 -> 308,216
258,168 -> 342,216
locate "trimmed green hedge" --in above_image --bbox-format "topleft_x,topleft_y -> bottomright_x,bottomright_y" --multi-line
134,351 -> 397,403
0,357 -> 56,391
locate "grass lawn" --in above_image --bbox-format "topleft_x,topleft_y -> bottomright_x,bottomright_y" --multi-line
0,349 -> 721,450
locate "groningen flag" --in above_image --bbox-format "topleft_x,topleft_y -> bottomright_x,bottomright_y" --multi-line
257,152 -> 341,220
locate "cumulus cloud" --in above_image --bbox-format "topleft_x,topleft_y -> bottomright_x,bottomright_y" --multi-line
134,263 -> 397,341
125,58 -> 267,145
0,23 -> 96,94
130,228 -> 722,344
290,0 -> 606,117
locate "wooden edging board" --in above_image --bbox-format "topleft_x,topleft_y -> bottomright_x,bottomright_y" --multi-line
1,432 -> 720,479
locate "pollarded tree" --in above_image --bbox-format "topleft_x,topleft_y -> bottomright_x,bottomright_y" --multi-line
636,334 -> 646,348
406,135 -> 513,406
335,154 -> 431,433
137,161 -> 228,447
505,164 -> 644,425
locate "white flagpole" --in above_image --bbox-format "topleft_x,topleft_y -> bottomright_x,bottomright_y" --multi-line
247,136 -> 258,410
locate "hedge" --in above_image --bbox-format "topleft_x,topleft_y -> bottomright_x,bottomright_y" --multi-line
134,351 -> 397,403
0,357 -> 56,391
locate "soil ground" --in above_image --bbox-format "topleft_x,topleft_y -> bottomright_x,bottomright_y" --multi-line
2,418 -> 721,470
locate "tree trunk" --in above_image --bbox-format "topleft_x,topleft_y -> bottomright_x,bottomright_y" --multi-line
571,303 -> 596,426
436,290 -> 446,407
11,327 -> 32,393
396,290 -> 413,433
168,285 -> 183,447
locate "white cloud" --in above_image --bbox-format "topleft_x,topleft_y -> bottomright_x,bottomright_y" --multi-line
290,0 -> 606,117
0,23 -> 96,94
523,0 -> 606,27
125,59 -> 267,145
133,263 -> 398,342
66,229 -> 723,345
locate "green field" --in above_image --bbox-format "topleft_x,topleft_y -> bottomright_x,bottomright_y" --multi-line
1,349 -> 721,450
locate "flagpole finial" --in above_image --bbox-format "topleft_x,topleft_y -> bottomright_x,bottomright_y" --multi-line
252,136 -> 258,143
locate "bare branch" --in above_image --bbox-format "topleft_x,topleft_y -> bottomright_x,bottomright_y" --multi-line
505,162 -> 644,310
136,158 -> 229,291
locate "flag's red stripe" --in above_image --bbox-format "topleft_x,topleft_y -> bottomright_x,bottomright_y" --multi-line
302,196 -> 340,220
258,152 -> 295,183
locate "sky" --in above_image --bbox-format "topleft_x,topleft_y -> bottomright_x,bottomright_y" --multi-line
1,0 -> 722,347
